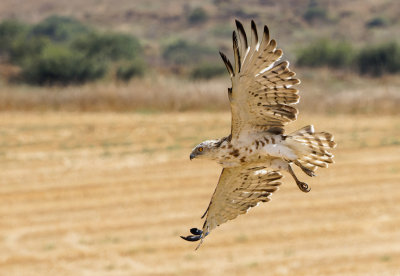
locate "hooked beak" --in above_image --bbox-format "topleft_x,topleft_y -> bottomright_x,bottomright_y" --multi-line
190,153 -> 195,160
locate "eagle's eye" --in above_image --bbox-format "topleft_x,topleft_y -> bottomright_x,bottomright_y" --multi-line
198,147 -> 203,152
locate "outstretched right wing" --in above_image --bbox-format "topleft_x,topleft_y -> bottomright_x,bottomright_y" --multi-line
181,165 -> 282,248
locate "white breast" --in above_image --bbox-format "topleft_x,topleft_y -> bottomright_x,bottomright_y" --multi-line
261,143 -> 297,160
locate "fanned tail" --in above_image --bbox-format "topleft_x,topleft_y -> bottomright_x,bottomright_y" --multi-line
287,125 -> 336,174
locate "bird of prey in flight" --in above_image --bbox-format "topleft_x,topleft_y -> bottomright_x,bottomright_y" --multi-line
181,20 -> 336,249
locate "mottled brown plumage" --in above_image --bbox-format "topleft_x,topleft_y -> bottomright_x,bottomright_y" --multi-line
181,20 -> 336,249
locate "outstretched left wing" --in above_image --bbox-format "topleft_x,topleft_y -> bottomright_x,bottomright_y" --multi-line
220,20 -> 301,141
181,165 -> 282,248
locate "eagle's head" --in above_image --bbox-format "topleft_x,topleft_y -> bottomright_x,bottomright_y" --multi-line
190,140 -> 219,160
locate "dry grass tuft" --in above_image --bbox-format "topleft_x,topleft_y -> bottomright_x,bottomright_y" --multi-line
298,69 -> 400,115
0,76 -> 229,112
0,70 -> 399,114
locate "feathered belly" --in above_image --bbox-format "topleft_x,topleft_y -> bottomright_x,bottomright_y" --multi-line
258,143 -> 297,160
216,135 -> 297,168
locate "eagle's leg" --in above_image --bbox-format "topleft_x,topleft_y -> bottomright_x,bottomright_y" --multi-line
294,160 -> 316,177
288,164 -> 311,193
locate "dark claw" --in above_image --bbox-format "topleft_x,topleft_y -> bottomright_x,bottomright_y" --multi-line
190,228 -> 203,235
180,235 -> 202,242
288,164 -> 312,193
181,228 -> 209,242
297,181 -> 311,193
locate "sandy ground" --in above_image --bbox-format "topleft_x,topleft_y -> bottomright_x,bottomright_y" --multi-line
0,112 -> 399,276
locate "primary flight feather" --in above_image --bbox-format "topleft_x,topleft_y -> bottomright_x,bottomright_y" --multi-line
181,20 -> 336,249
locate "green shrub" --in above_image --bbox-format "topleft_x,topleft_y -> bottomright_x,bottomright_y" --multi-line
0,17 -> 146,85
190,63 -> 226,79
296,39 -> 354,68
21,44 -> 106,85
71,32 -> 142,62
116,60 -> 145,81
0,16 -> 91,64
30,15 -> 90,42
303,1 -> 328,23
8,36 -> 50,65
357,42 -> 400,76
365,17 -> 388,28
303,6 -> 327,22
187,7 -> 208,25
0,20 -> 28,51
0,20 -> 30,62
162,39 -> 214,66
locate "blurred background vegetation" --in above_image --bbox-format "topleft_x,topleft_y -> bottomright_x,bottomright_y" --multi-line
0,0 -> 399,111
0,16 -> 144,84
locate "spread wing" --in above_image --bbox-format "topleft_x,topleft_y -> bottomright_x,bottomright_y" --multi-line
220,20 -> 300,140
181,165 -> 282,248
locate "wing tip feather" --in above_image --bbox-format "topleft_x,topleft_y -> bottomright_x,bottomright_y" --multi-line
251,20 -> 258,45
263,25 -> 270,39
219,51 -> 234,77
235,19 -> 248,50
232,31 -> 241,73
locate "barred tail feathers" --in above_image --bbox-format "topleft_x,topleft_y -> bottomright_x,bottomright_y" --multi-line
286,125 -> 336,173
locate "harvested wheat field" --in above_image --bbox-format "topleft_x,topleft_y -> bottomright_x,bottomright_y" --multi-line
0,112 -> 399,276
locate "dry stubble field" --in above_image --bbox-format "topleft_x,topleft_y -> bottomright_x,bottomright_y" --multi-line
0,111 -> 400,276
